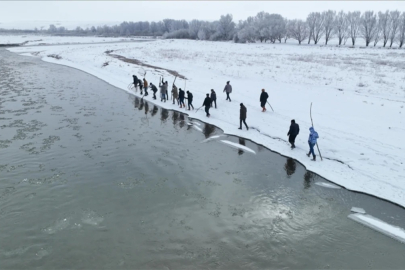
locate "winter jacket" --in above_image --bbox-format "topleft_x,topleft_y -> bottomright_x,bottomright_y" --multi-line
308,127 -> 319,144
224,84 -> 232,93
211,91 -> 217,100
186,92 -> 193,102
143,79 -> 148,89
288,123 -> 300,137
150,84 -> 158,92
133,75 -> 138,84
240,104 -> 247,119
260,92 -> 269,102
179,89 -> 185,99
137,79 -> 143,87
161,83 -> 168,95
172,85 -> 178,99
203,97 -> 211,107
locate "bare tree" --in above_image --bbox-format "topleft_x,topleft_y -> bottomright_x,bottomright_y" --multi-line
378,11 -> 391,47
347,11 -> 361,46
398,12 -> 405,48
323,10 -> 336,45
389,10 -> 401,47
360,11 -> 377,46
312,12 -> 325,44
283,18 -> 290,43
306,12 -> 316,44
289,19 -> 309,45
334,11 -> 348,45
373,22 -> 382,46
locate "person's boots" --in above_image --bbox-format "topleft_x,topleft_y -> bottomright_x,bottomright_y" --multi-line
312,155 -> 316,161
262,107 -> 265,112
306,152 -> 310,157
238,127 -> 242,130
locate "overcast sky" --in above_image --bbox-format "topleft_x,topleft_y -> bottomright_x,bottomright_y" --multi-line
1,1 -> 405,23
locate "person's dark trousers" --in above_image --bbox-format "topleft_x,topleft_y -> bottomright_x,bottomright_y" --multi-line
188,101 -> 194,110
204,106 -> 210,116
152,91 -> 156,99
144,88 -> 148,96
308,142 -> 315,157
239,119 -> 248,129
289,135 -> 297,147
211,99 -> 217,108
226,92 -> 231,101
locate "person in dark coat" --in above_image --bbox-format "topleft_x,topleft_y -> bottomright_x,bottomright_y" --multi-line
210,89 -> 217,108
138,79 -> 143,94
223,81 -> 232,102
202,93 -> 211,117
178,88 -> 185,108
287,119 -> 300,149
150,82 -> 158,100
132,75 -> 138,90
260,89 -> 269,112
185,91 -> 194,110
238,103 -> 248,130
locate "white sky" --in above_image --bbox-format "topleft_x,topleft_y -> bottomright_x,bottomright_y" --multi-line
1,1 -> 405,23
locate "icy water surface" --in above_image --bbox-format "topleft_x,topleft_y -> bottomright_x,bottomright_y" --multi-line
1,49 -> 405,269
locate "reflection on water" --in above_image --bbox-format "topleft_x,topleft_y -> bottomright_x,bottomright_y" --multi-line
284,158 -> 296,176
1,49 -> 405,269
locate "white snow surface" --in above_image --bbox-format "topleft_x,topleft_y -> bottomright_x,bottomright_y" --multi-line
315,182 -> 342,189
6,37 -> 405,207
350,207 -> 366,214
348,213 -> 405,243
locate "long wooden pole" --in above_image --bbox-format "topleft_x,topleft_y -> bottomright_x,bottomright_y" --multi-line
310,102 -> 323,161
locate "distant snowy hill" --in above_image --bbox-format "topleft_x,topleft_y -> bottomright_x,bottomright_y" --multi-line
0,21 -> 121,30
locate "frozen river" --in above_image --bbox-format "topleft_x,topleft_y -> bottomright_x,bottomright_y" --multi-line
1,49 -> 404,269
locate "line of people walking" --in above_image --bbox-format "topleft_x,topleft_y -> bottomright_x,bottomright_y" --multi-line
132,75 -> 320,161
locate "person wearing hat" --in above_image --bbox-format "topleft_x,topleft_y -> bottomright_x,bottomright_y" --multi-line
132,75 -> 139,91
287,119 -> 300,149
202,93 -> 211,117
185,91 -> 194,110
260,89 -> 269,112
238,103 -> 248,130
223,81 -> 232,102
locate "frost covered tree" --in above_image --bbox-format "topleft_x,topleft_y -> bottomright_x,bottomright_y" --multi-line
389,10 -> 401,47
253,11 -> 271,42
236,17 -> 256,43
215,14 -> 235,40
288,19 -> 309,44
360,11 -> 377,46
378,11 -> 391,47
322,10 -> 335,45
334,11 -> 349,45
306,12 -> 316,44
398,12 -> 405,48
268,14 -> 286,43
347,11 -> 361,45
306,12 -> 324,44
373,22 -> 382,46
188,20 -> 203,39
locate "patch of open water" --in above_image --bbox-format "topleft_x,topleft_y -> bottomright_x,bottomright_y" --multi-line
1,49 -> 405,269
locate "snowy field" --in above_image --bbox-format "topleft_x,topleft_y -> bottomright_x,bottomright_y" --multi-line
5,35 -> 405,208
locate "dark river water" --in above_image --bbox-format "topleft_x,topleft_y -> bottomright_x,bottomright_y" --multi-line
1,49 -> 405,269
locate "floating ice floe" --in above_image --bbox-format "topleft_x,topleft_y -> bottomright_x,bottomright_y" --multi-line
201,135 -> 222,143
351,207 -> 366,214
193,125 -> 203,132
220,140 -> 256,154
315,182 -> 341,189
348,213 -> 405,244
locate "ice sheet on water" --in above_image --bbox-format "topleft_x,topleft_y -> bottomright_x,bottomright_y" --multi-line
201,135 -> 222,143
351,207 -> 366,214
348,213 -> 405,244
193,125 -> 203,132
220,140 -> 256,154
315,182 -> 341,189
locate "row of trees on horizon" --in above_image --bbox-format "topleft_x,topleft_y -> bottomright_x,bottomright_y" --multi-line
2,10 -> 405,48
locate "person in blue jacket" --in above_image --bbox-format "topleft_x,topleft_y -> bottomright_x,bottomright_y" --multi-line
307,127 -> 319,161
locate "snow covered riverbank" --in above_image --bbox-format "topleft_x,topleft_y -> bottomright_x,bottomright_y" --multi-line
5,36 -> 405,208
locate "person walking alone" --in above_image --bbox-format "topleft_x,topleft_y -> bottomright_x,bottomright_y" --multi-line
260,89 -> 269,112
223,81 -> 232,102
306,127 -> 319,161
287,119 -> 300,149
185,91 -> 194,110
238,103 -> 248,130
210,89 -> 217,108
202,93 -> 211,117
